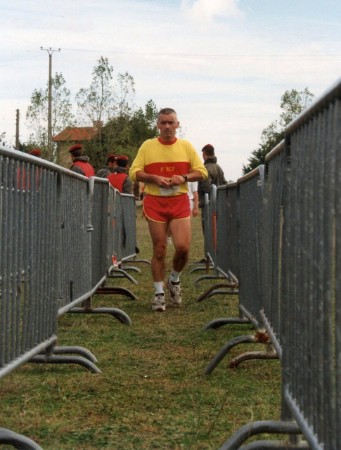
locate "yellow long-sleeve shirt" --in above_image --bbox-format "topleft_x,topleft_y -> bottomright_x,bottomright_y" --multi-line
129,138 -> 208,196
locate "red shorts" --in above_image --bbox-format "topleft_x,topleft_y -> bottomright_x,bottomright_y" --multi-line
143,194 -> 190,223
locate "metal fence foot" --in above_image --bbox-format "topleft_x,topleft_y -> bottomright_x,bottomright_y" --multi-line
205,335 -> 256,375
194,274 -> 224,286
120,265 -> 141,273
49,345 -> 98,362
108,268 -> 138,284
196,283 -> 238,302
218,420 -> 301,450
29,355 -> 102,374
68,306 -> 132,325
203,317 -> 250,330
0,428 -> 43,450
240,439 -> 309,449
229,349 -> 278,368
95,286 -> 138,299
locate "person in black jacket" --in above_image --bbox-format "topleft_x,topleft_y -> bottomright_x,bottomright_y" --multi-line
198,144 -> 227,254
198,143 -> 227,208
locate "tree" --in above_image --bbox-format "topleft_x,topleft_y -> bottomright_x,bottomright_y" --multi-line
243,87 -> 314,173
86,99 -> 158,170
117,71 -> 136,116
26,73 -> 75,160
75,57 -> 137,149
0,131 -> 7,147
75,57 -> 115,130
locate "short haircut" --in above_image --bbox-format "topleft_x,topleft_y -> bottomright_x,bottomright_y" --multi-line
202,144 -> 215,157
158,108 -> 177,117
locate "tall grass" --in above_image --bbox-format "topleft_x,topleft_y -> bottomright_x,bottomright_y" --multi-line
0,206 -> 281,449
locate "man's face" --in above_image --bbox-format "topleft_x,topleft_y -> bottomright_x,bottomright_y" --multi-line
157,113 -> 179,142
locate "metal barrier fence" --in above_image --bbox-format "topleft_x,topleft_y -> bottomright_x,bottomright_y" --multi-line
237,166 -> 264,328
216,79 -> 341,448
0,150 -> 59,449
0,151 -> 59,376
204,185 -> 217,265
204,167 -> 267,372
280,79 -> 341,450
216,183 -> 239,282
57,171 -> 95,314
195,184 -> 240,302
0,149 -> 137,448
259,141 -> 286,357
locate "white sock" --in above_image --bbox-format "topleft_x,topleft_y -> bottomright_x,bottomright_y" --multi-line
169,270 -> 180,283
154,282 -> 164,294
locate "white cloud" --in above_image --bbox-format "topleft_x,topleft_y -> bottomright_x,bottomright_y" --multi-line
181,0 -> 242,23
1,0 -> 341,180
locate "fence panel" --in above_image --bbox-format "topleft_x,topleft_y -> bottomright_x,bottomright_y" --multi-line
216,183 -> 239,281
110,188 -> 123,265
0,149 -> 59,449
120,193 -> 137,262
91,178 -> 110,285
203,185 -> 217,265
0,151 -> 58,378
219,78 -> 341,450
282,80 -> 341,449
57,171 -> 94,314
259,142 -> 286,356
237,166 -> 264,326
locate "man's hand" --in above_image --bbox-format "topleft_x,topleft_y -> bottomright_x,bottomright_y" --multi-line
156,175 -> 173,188
170,174 -> 186,186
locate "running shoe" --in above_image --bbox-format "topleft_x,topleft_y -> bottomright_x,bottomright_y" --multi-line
167,280 -> 182,306
152,293 -> 166,311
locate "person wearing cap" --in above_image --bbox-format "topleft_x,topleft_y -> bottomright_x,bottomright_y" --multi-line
17,148 -> 43,190
28,148 -> 42,158
129,107 -> 208,312
68,144 -> 95,178
107,155 -> 133,194
96,154 -> 119,178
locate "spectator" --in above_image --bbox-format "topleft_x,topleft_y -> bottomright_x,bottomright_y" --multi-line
107,155 -> 133,194
96,153 -> 119,178
69,144 -> 95,178
197,144 -> 227,263
129,107 -> 208,312
28,148 -> 42,158
198,144 -> 227,208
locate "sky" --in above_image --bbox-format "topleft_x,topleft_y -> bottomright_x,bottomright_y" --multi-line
1,0 -> 341,181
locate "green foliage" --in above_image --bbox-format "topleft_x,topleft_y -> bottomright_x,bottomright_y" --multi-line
75,56 -> 116,127
25,56 -> 158,166
26,73 -> 75,159
243,87 -> 314,174
0,131 -> 7,147
85,100 -> 159,170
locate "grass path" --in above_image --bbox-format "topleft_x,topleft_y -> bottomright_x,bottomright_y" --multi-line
0,209 -> 281,449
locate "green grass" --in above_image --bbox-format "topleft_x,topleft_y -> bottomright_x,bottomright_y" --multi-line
0,207 -> 281,449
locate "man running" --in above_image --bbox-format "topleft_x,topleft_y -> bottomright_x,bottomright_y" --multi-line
129,108 -> 208,311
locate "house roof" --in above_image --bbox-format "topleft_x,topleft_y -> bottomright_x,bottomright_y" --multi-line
52,127 -> 99,142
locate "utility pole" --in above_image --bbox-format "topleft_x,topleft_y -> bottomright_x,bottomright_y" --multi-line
41,47 -> 60,160
15,109 -> 20,150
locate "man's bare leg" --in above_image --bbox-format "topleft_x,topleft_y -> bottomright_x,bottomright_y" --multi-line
169,217 -> 191,272
147,219 -> 168,282
166,217 -> 191,306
